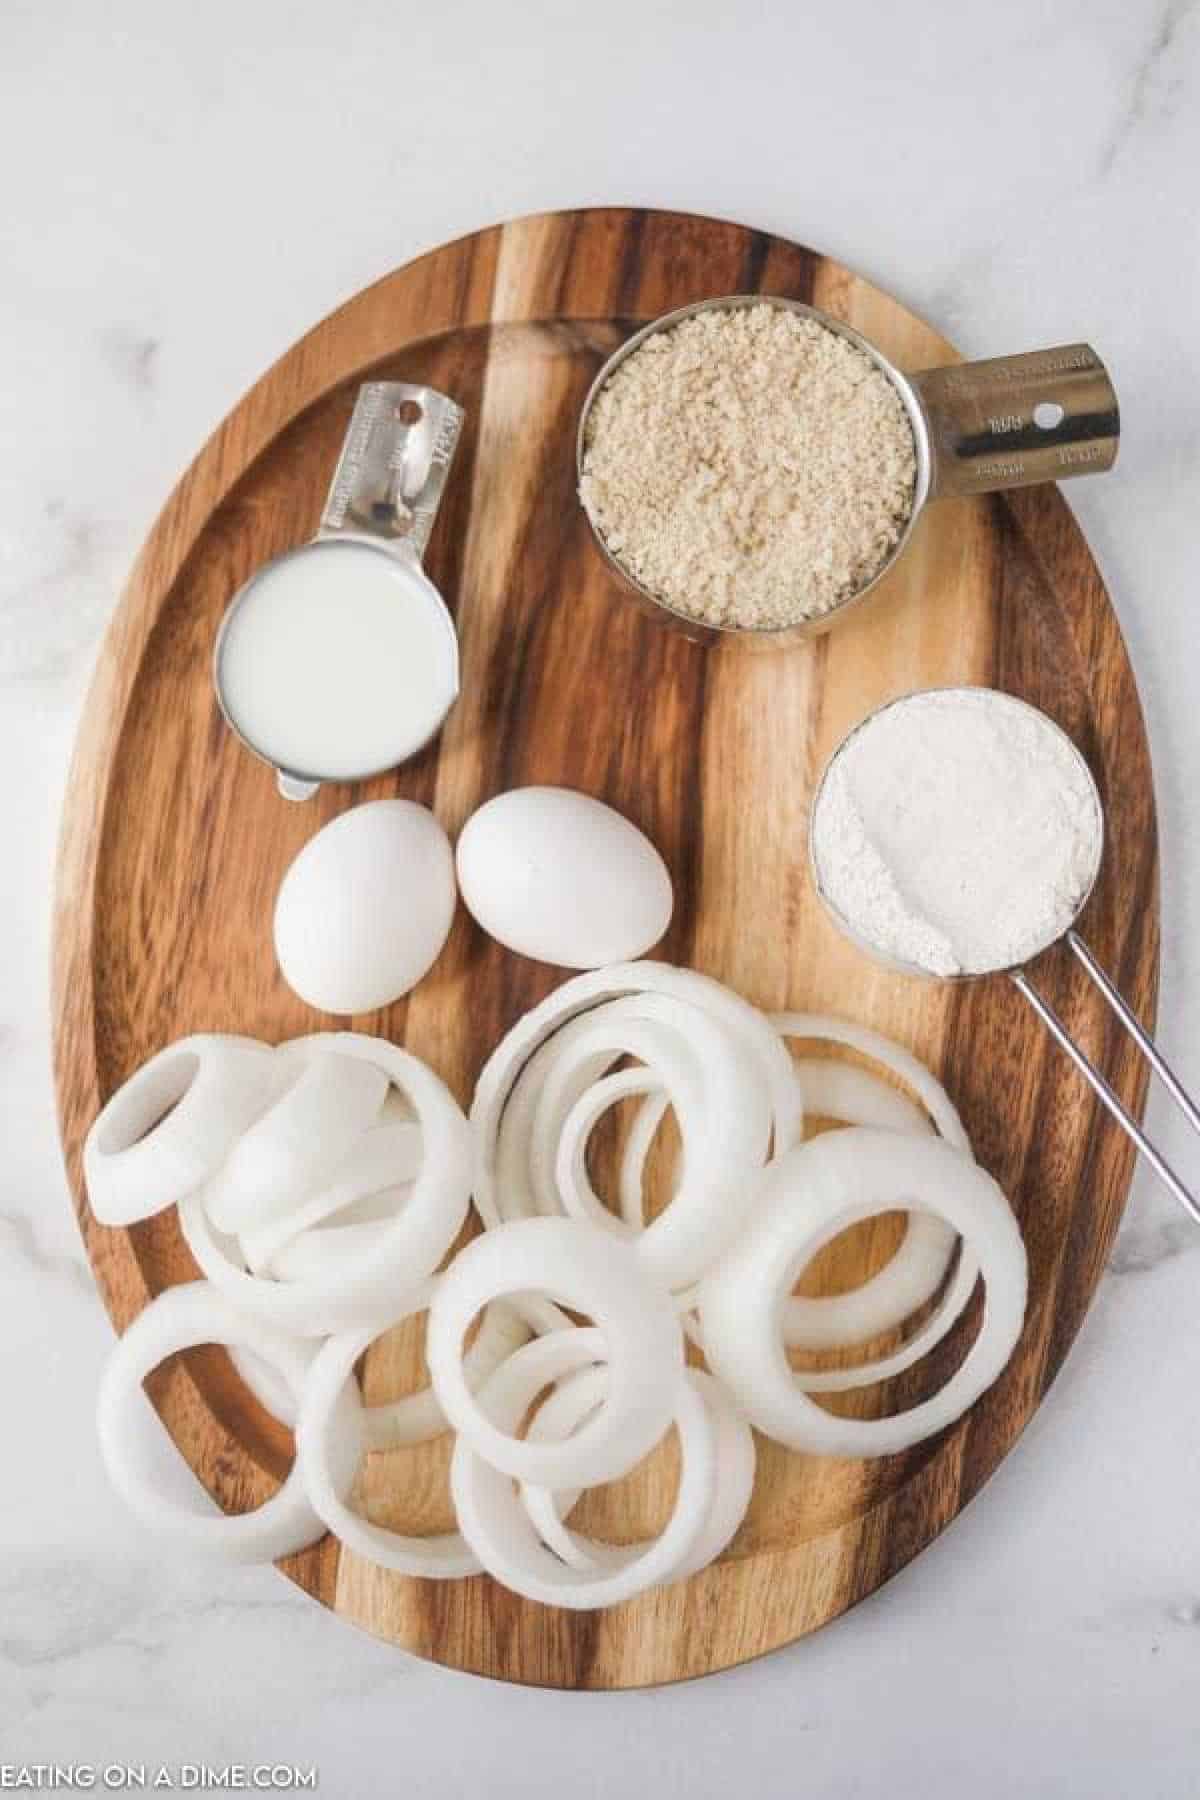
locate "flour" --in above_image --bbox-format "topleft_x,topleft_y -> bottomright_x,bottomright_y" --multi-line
811,689 -> 1104,976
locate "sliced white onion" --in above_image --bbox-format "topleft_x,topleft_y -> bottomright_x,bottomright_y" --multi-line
96,1281 -> 355,1561
296,1292 -> 481,1577
84,1036 -> 278,1227
473,962 -> 801,1230
699,1128 -> 1027,1457
451,1328 -> 715,1608
491,1008 -> 694,1255
555,1068 -> 664,1235
617,1061 -> 952,1354
618,1090 -> 675,1226
618,1062 -> 926,1259
795,1246 -> 982,1395
239,1119 -> 423,1274
228,1342 -> 318,1428
495,1035 -> 612,1228
427,1217 -> 683,1487
541,1004 -> 768,1290
239,1272 -> 525,1454
490,1033 -> 618,1335
312,1187 -> 407,1229
205,1045 -> 390,1235
476,980 -> 781,1325
521,1365 -> 754,1578
256,1186 -> 411,1280
774,1014 -> 968,1142
679,1370 -> 758,1570
179,1036 -> 471,1336
266,1216 -> 400,1284
363,1298 -> 529,1452
528,1008 -> 711,1224
581,1016 -> 974,1387
518,1366 -> 624,1572
792,1058 -> 930,1134
774,1017 -> 974,1358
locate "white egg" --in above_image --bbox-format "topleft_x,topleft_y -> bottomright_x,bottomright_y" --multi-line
456,787 -> 673,969
274,799 -> 456,1013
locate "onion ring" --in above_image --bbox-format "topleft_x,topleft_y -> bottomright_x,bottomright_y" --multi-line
521,1366 -> 754,1577
228,1341 -> 318,1428
451,1328 -> 715,1608
540,1005 -> 767,1289
528,1009 -> 714,1224
774,1013 -> 967,1141
234,1274 -> 527,1452
265,1217 -> 399,1284
476,977 -> 783,1328
427,1217 -> 683,1487
239,1118 -> 423,1274
555,1068 -> 664,1236
84,1036 -> 278,1227
473,962 -> 800,1230
618,1090 -> 676,1226
774,1016 -> 974,1357
698,1128 -> 1027,1456
96,1281 -> 355,1561
490,1029 -> 636,1335
179,1035 -> 471,1336
362,1296 -> 529,1453
792,1058 -> 929,1135
615,1064 -> 944,1339
296,1291 -> 481,1577
492,1006 -> 706,1241
205,1044 -> 389,1234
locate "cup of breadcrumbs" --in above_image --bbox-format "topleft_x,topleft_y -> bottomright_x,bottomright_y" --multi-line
577,293 -> 1121,644
577,298 -> 920,640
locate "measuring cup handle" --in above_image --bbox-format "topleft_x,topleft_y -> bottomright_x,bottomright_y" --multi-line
1012,934 -> 1200,1225
317,382 -> 464,559
909,345 -> 1119,500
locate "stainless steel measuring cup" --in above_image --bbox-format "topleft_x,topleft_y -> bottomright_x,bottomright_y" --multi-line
810,688 -> 1200,1220
214,381 -> 464,800
576,296 -> 1120,645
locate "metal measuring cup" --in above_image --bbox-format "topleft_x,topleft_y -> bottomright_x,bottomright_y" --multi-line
810,688 -> 1200,1220
576,296 -> 1120,645
214,381 -> 464,800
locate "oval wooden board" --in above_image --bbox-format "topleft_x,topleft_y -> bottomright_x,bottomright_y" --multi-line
53,208 -> 1158,1688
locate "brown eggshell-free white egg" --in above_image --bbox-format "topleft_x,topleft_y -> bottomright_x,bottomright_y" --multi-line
456,786 -> 673,969
274,799 -> 456,1013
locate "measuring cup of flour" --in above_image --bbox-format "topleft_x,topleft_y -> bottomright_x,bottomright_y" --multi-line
810,687 -> 1200,1220
214,383 -> 464,800
576,296 -> 1119,644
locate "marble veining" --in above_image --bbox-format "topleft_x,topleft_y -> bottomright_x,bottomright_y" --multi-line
1107,1209 -> 1199,1276
4,0 -> 1200,1793
98,325 -> 161,396
1098,0 -> 1196,175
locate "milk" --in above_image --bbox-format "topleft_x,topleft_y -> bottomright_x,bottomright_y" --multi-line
216,538 -> 458,781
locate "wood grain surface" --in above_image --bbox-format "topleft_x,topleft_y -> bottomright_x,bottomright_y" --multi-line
52,207 -> 1159,1688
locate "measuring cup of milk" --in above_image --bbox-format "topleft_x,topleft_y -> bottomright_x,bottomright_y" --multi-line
214,383 -> 464,799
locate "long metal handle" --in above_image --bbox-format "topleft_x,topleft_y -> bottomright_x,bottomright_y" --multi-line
910,345 -> 1119,500
1011,937 -> 1200,1223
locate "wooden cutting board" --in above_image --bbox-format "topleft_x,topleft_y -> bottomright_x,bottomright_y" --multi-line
52,207 -> 1158,1688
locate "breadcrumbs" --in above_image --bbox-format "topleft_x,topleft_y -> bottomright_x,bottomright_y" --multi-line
580,304 -> 917,629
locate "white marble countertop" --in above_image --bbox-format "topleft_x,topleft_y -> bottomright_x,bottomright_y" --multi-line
4,0 -> 1200,1791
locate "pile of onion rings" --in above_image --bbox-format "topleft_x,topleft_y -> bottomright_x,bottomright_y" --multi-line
89,964 -> 1027,1607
